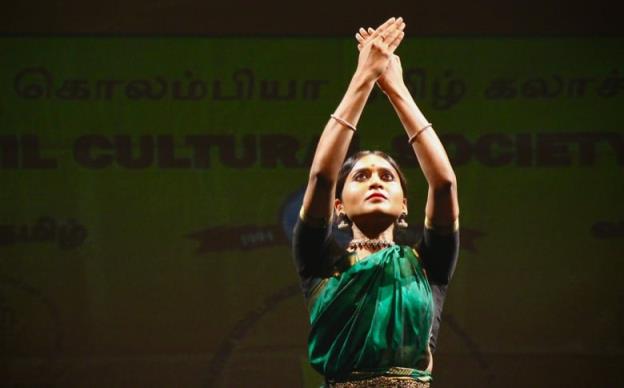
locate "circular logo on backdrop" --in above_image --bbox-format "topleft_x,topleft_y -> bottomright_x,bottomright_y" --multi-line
279,186 -> 305,244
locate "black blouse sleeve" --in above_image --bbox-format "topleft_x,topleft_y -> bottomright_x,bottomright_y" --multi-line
415,217 -> 460,354
291,208 -> 343,300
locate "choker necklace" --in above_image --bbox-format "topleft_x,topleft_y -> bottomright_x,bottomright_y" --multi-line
348,238 -> 395,251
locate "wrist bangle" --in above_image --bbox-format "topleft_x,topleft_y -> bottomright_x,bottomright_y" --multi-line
408,123 -> 433,144
330,114 -> 357,131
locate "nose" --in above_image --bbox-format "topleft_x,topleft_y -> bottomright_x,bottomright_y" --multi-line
368,173 -> 384,189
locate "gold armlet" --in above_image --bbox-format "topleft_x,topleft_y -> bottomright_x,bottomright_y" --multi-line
424,216 -> 459,235
299,206 -> 330,228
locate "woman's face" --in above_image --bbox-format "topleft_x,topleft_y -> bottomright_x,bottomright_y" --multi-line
337,154 -> 406,225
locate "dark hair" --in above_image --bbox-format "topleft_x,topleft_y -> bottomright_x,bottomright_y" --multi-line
335,150 -> 408,200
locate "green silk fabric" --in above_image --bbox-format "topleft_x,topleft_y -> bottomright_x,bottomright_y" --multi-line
307,245 -> 434,380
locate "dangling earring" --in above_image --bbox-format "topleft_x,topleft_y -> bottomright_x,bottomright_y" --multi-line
396,212 -> 408,228
337,213 -> 352,230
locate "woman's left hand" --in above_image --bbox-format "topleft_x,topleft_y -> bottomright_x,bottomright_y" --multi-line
356,27 -> 405,95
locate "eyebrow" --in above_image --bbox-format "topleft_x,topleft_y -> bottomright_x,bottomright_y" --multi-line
351,166 -> 396,175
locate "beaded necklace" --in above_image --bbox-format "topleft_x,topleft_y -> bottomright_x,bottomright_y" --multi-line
347,238 -> 395,251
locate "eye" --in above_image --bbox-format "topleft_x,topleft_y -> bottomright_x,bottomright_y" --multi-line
353,171 -> 368,181
381,171 -> 394,181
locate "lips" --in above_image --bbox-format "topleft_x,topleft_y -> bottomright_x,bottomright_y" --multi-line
366,192 -> 387,200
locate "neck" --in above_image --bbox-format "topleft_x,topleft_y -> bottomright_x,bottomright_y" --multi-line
349,223 -> 395,259
351,223 -> 394,242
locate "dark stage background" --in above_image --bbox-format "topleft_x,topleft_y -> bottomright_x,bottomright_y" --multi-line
1,1 -> 623,387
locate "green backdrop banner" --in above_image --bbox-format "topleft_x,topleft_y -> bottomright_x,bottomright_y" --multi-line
1,37 -> 623,387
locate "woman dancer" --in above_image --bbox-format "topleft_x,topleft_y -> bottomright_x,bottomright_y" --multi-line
292,17 -> 460,387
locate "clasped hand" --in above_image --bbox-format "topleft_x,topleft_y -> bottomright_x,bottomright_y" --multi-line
355,17 -> 406,94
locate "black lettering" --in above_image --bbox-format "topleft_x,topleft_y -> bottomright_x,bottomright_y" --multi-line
475,134 -> 513,166
515,133 -> 533,167
116,135 -> 154,168
158,135 -> 192,168
172,71 -> 206,101
14,67 -> 53,99
591,220 -> 624,239
56,79 -> 90,100
404,68 -> 426,99
74,135 -> 113,169
432,70 -> 465,109
567,77 -> 594,97
301,135 -> 320,168
260,135 -> 301,167
484,78 -> 516,99
0,135 -> 19,168
219,135 -> 257,168
260,80 -> 297,100
522,76 -> 562,98
440,134 -> 471,166
603,132 -> 624,165
23,135 -> 57,169
597,70 -> 624,98
302,80 -> 329,100
575,132 -> 601,166
95,79 -> 123,99
537,133 -> 572,166
186,135 -> 215,168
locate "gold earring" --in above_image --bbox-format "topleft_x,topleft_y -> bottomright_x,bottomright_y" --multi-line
396,212 -> 408,228
337,213 -> 352,230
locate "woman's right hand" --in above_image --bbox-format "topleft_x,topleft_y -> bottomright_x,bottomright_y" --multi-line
357,27 -> 405,95
355,17 -> 405,83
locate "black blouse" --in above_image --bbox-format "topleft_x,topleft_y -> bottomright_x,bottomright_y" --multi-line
291,213 -> 460,353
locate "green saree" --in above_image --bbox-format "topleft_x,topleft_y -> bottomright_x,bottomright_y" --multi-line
307,244 -> 434,382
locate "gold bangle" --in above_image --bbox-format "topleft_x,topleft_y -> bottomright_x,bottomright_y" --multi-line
330,114 -> 357,131
408,123 -> 433,144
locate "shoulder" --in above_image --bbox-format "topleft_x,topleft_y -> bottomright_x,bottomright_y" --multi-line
292,206 -> 348,278
411,216 -> 460,251
415,216 -> 460,285
298,206 -> 331,229
416,216 -> 460,252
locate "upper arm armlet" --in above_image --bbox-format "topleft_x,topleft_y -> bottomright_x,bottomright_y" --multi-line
299,206 -> 331,228
424,216 -> 459,236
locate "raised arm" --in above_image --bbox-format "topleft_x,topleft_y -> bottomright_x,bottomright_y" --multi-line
301,17 -> 406,224
385,64 -> 459,230
356,29 -> 459,230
